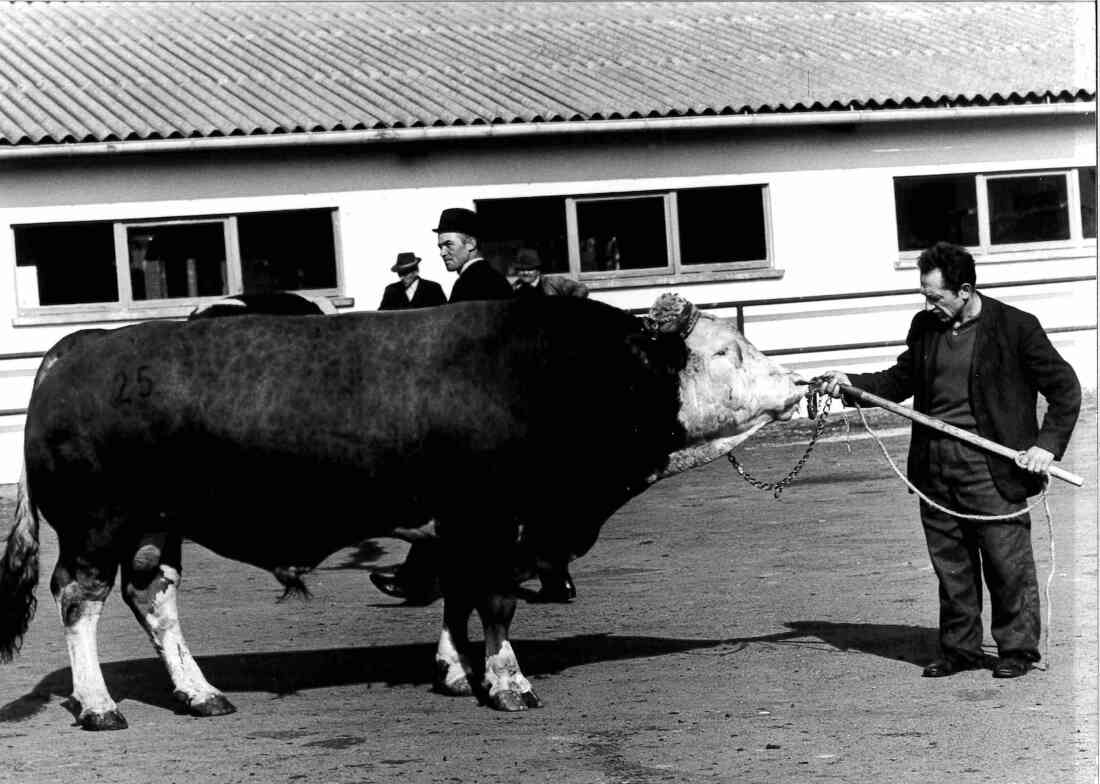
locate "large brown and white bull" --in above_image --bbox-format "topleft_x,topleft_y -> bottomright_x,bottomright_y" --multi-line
0,293 -> 804,729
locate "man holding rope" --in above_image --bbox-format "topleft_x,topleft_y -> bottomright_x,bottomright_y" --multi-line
815,242 -> 1080,679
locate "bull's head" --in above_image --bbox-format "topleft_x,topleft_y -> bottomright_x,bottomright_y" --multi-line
646,293 -> 805,451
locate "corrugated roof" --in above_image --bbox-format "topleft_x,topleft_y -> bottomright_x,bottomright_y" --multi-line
0,1 -> 1094,147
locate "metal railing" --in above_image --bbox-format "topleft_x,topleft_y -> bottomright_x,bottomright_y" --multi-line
1,274 -> 1095,417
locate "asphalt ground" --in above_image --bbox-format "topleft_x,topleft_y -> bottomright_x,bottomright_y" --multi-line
0,397 -> 1094,783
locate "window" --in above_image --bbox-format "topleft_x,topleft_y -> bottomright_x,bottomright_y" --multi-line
1080,167 -> 1097,240
894,175 -> 979,250
14,208 -> 339,314
893,168 -> 1095,256
15,222 -> 118,306
476,197 -> 570,276
476,184 -> 771,285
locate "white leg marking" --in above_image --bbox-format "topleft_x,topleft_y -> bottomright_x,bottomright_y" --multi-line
483,641 -> 534,697
63,599 -> 118,717
141,566 -> 224,708
435,626 -> 474,692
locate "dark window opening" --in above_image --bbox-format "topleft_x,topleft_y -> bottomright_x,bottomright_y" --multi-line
14,222 -> 118,306
128,223 -> 227,301
894,175 -> 979,251
476,196 -> 569,276
237,209 -> 338,293
576,197 -> 668,272
987,175 -> 1070,245
677,185 -> 766,265
1080,167 -> 1096,240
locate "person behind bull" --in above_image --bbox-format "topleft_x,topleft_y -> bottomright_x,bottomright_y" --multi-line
815,241 -> 1080,680
378,251 -> 446,310
434,207 -> 514,303
370,212 -> 580,605
510,248 -> 590,299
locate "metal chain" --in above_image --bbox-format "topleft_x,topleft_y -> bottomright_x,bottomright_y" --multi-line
728,393 -> 833,499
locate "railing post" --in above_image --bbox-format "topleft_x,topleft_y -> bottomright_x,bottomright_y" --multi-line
736,305 -> 745,336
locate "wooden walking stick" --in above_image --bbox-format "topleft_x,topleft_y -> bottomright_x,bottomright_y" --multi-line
838,383 -> 1084,488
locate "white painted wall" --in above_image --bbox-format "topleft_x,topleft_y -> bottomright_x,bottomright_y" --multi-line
0,114 -> 1095,483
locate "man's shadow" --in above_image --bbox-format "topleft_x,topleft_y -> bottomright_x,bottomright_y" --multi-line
0,621 -> 938,723
783,620 -> 939,666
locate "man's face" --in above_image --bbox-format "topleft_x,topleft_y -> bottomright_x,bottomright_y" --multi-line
438,232 -> 475,272
399,269 -> 419,286
514,267 -> 540,285
920,268 -> 970,324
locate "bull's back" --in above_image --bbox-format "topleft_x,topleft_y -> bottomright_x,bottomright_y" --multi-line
24,299 -> 674,564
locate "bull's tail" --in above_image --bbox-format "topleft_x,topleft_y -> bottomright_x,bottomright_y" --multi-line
0,466 -> 40,661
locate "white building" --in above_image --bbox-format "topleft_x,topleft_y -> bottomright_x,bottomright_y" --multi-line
0,2 -> 1095,483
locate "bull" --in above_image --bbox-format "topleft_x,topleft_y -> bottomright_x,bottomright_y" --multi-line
0,293 -> 804,729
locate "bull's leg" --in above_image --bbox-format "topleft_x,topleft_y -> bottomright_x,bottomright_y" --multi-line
434,595 -> 475,696
51,552 -> 126,730
121,534 -> 235,718
477,593 -> 542,711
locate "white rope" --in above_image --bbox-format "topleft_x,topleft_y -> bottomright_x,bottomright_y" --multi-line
851,404 -> 1056,668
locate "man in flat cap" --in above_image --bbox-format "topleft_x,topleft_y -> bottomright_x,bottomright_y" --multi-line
434,207 -> 513,303
378,252 -> 446,310
510,248 -> 589,299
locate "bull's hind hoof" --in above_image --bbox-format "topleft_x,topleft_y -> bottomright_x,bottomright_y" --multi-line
434,675 -> 474,697
188,694 -> 237,717
488,689 -> 540,712
80,709 -> 128,731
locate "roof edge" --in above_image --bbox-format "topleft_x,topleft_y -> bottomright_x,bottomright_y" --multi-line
1,102 -> 1094,160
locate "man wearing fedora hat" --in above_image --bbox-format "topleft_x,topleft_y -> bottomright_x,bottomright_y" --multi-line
434,207 -> 513,303
369,210 -> 579,605
378,252 -> 446,310
510,248 -> 589,299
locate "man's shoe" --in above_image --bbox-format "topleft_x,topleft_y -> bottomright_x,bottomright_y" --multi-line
369,570 -> 441,606
921,657 -> 982,678
992,656 -> 1031,679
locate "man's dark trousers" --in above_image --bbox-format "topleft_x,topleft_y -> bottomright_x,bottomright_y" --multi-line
920,436 -> 1041,663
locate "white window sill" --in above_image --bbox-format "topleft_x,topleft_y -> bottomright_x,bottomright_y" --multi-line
895,243 -> 1096,269
583,267 -> 785,291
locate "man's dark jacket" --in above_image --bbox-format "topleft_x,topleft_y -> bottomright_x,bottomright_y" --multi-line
449,260 -> 513,303
378,278 -> 446,310
847,294 -> 1080,502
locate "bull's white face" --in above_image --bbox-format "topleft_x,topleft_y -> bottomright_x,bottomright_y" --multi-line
677,313 -> 804,446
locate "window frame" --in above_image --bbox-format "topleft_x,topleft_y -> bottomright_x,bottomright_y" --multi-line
562,185 -> 774,285
895,167 -> 1096,266
12,208 -> 344,325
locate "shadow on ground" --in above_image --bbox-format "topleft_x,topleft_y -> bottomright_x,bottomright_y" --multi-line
0,621 -> 937,723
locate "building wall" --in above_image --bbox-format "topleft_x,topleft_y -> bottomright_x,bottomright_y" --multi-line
0,114 -> 1095,482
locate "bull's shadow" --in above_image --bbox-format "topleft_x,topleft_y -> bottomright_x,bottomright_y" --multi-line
0,621 -> 938,723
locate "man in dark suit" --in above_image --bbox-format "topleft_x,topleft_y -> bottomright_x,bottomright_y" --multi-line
378,252 -> 446,310
434,207 -> 513,303
370,208 -> 578,605
816,242 -> 1080,680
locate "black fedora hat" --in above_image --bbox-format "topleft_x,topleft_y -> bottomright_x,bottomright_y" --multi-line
433,207 -> 481,237
513,248 -> 542,270
391,252 -> 421,273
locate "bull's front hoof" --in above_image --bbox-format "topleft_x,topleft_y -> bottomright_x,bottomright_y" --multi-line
188,694 -> 237,717
79,709 -> 128,731
488,689 -> 539,712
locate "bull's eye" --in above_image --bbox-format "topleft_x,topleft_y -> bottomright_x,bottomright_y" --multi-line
715,349 -> 729,357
